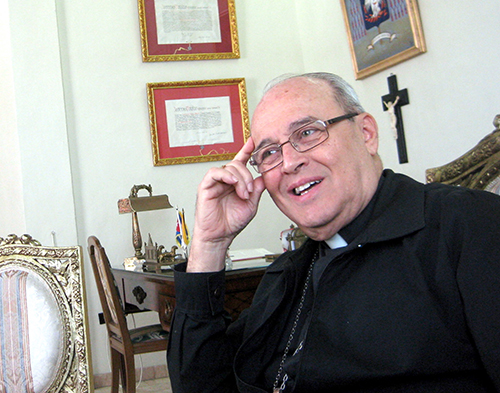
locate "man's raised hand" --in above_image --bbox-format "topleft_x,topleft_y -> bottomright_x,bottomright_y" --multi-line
187,138 -> 266,272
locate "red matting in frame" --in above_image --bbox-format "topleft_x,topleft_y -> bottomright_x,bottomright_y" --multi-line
140,0 -> 240,61
148,78 -> 250,166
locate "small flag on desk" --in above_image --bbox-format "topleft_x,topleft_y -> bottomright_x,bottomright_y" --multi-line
181,208 -> 190,246
176,207 -> 190,256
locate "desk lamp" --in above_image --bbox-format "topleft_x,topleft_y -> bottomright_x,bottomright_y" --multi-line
117,184 -> 173,259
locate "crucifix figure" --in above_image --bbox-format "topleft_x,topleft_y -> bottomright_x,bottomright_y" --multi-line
381,74 -> 409,164
383,96 -> 400,139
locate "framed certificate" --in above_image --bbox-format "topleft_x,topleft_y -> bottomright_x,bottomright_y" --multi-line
138,0 -> 240,61
147,78 -> 250,166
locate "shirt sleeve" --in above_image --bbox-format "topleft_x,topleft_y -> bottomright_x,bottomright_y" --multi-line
166,262 -> 239,393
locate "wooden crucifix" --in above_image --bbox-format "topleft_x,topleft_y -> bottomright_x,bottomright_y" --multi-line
381,74 -> 409,164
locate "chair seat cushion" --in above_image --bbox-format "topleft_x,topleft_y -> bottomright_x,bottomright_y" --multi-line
130,324 -> 168,343
0,268 -> 63,393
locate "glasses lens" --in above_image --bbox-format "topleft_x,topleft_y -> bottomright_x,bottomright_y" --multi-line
291,121 -> 328,152
253,144 -> 281,173
251,121 -> 329,173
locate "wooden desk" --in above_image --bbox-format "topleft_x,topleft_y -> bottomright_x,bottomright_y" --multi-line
112,267 -> 266,331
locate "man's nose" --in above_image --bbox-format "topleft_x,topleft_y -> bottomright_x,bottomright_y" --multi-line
280,142 -> 306,173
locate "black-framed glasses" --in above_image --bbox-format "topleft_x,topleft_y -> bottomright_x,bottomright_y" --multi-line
249,113 -> 358,173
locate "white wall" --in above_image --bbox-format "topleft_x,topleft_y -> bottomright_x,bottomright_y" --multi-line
2,0 -> 500,376
5,0 -> 78,246
295,0 -> 500,181
0,0 -> 25,236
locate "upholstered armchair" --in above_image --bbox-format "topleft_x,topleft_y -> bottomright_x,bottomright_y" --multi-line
0,234 -> 93,392
426,113 -> 500,193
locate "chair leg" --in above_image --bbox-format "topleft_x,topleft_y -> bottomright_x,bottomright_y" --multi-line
121,351 -> 136,393
110,349 -> 121,393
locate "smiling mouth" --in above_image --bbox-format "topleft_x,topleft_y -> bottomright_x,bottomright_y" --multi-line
293,180 -> 321,196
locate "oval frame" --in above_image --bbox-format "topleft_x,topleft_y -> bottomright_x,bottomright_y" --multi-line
0,242 -> 93,393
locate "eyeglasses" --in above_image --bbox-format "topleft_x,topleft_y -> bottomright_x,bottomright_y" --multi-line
249,113 -> 358,173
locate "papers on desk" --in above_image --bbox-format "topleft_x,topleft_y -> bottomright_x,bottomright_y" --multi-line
229,248 -> 273,270
229,248 -> 272,261
231,258 -> 271,270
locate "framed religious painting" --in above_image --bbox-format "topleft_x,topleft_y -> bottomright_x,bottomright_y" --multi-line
340,0 -> 426,79
138,0 -> 240,62
147,78 -> 250,166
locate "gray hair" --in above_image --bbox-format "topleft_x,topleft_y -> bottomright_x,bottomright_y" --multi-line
262,72 -> 365,115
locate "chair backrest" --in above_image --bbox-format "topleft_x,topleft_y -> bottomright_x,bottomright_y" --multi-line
87,236 -> 132,346
426,113 -> 500,193
0,234 -> 93,393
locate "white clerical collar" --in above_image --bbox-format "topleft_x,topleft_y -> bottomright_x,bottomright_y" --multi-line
325,233 -> 348,249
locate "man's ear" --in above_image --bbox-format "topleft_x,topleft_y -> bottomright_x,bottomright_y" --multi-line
360,113 -> 379,156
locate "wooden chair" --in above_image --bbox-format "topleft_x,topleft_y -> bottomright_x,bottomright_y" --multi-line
87,236 -> 168,393
426,113 -> 500,193
0,234 -> 92,392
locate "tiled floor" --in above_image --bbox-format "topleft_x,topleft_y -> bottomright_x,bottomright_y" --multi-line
94,377 -> 173,393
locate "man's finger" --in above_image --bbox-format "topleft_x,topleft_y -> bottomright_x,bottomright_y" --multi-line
233,137 -> 255,164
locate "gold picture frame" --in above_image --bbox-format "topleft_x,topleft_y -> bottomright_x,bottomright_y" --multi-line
340,0 -> 426,80
138,0 -> 240,62
147,78 -> 250,166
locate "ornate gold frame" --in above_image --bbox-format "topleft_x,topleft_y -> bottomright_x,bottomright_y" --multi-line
426,114 -> 500,191
340,0 -> 426,80
0,235 -> 93,392
138,0 -> 240,62
147,78 -> 250,166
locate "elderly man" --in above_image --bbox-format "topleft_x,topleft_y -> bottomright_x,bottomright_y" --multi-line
167,73 -> 500,392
